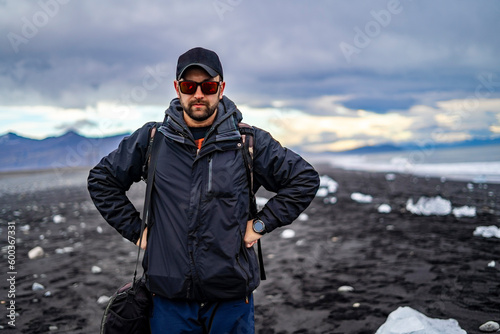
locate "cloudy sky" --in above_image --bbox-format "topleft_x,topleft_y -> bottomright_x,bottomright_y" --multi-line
1,0 -> 499,152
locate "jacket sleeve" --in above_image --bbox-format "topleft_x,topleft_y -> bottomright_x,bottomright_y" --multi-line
87,122 -> 156,243
252,127 -> 320,233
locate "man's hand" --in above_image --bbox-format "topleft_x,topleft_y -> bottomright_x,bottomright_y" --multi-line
136,227 -> 148,250
244,220 -> 263,248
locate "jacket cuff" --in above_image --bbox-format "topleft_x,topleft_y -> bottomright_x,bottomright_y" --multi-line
256,208 -> 281,234
128,219 -> 143,244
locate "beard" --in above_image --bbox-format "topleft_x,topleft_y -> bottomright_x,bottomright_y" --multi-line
181,98 -> 219,123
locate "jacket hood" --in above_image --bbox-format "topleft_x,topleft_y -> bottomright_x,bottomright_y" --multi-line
164,95 -> 243,131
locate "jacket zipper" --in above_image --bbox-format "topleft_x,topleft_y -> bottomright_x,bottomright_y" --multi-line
236,255 -> 250,288
237,230 -> 250,287
207,156 -> 213,193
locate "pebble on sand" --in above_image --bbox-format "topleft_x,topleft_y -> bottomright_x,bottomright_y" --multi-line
32,282 -> 45,291
479,321 -> 500,332
338,286 -> 354,292
323,196 -> 337,205
28,246 -> 44,260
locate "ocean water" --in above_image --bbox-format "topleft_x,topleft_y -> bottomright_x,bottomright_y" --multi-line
1,145 -> 499,198
308,144 -> 500,183
0,168 -> 90,196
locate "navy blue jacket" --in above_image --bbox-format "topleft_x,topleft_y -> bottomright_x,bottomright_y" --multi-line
88,96 -> 319,302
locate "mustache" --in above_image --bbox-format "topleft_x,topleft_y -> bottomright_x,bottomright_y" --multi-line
189,100 -> 209,107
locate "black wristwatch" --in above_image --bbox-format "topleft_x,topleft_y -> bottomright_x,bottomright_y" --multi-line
252,219 -> 266,235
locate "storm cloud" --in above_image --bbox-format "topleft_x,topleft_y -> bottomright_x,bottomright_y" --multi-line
1,0 -> 499,149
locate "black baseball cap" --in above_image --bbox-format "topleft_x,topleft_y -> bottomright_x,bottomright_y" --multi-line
176,47 -> 223,80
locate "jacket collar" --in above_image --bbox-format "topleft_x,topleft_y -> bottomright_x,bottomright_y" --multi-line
162,96 -> 243,140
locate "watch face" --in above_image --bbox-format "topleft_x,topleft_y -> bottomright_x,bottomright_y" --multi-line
253,220 -> 265,233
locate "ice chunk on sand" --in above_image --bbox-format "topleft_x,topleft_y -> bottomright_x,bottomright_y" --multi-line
52,214 -> 66,224
378,204 -> 392,213
351,192 -> 373,203
280,229 -> 295,239
55,247 -> 74,254
473,226 -> 500,239
452,206 -> 476,218
337,285 -> 354,292
406,196 -> 451,216
316,175 -> 338,197
255,197 -> 269,208
316,188 -> 328,197
91,266 -> 102,274
97,296 -> 110,305
375,306 -> 466,334
385,173 -> 396,181
297,213 -> 308,221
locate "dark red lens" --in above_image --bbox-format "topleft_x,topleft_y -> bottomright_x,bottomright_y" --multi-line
179,81 -> 219,95
179,81 -> 197,94
201,82 -> 219,95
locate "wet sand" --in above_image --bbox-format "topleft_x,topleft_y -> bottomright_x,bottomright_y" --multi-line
1,166 -> 499,333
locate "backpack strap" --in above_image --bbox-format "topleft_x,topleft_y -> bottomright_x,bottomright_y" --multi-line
238,123 -> 257,216
238,123 -> 266,281
142,122 -> 161,182
133,122 -> 161,285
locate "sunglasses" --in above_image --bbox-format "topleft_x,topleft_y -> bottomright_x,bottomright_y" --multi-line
178,80 -> 221,95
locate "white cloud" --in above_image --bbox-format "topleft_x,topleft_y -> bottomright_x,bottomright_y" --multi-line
242,96 -> 500,152
0,103 -> 164,139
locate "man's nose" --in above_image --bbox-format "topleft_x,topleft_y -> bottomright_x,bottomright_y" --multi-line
193,85 -> 205,98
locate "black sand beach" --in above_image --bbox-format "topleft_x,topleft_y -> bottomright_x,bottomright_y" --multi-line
1,166 -> 499,333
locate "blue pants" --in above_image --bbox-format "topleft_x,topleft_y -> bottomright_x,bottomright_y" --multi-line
150,294 -> 255,334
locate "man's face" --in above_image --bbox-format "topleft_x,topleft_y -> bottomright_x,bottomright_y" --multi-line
175,67 -> 225,125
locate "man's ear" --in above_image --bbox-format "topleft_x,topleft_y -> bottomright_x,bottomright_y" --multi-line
174,80 -> 181,98
219,81 -> 226,99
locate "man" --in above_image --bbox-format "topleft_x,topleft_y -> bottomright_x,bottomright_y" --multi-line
88,47 -> 320,333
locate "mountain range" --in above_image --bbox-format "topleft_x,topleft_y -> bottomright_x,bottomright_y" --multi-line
1,131 -> 499,173
0,131 -> 128,172
329,137 -> 500,155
